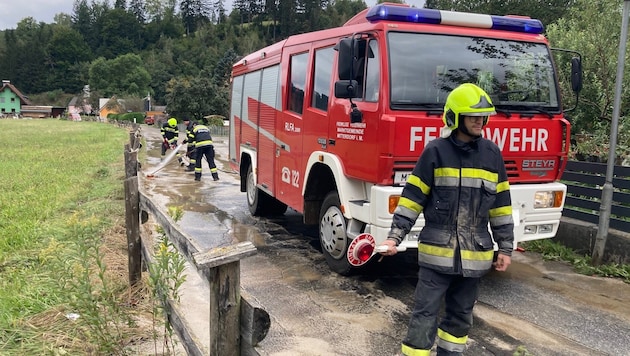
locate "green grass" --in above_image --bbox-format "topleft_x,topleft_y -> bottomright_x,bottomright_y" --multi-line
0,119 -> 143,354
523,239 -> 630,283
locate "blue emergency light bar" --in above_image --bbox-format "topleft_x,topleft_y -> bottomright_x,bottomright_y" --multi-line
365,4 -> 544,34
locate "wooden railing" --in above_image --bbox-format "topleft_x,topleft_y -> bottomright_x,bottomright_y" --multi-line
123,129 -> 269,355
561,160 -> 630,232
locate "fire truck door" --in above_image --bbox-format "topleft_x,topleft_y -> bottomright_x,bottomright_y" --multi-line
274,52 -> 310,210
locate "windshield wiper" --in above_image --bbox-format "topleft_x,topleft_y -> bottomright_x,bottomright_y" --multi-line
494,104 -> 555,118
391,102 -> 444,112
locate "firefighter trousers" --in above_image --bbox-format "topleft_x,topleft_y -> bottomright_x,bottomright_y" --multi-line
186,146 -> 196,167
401,266 -> 480,356
194,145 -> 219,180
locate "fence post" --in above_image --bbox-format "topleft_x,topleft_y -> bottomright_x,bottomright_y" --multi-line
208,263 -> 240,355
195,243 -> 258,355
124,143 -> 142,286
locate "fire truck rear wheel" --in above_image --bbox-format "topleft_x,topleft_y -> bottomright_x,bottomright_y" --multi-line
246,164 -> 265,216
319,191 -> 353,275
246,164 -> 287,216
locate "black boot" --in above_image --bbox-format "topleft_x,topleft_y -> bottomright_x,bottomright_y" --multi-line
194,173 -> 201,181
212,173 -> 219,181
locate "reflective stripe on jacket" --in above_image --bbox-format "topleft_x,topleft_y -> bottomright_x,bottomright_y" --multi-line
161,123 -> 179,144
392,134 -> 514,277
186,123 -> 195,148
192,124 -> 213,147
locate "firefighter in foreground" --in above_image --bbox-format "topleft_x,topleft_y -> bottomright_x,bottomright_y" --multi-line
160,117 -> 182,165
379,83 -> 514,356
191,121 -> 219,181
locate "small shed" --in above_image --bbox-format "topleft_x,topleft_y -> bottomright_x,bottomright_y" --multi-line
21,105 -> 65,118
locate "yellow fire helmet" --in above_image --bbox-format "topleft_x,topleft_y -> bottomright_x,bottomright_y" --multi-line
442,83 -> 496,130
168,118 -> 177,127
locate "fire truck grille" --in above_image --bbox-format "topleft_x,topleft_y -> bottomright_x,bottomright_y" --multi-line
393,161 -> 417,170
504,160 -> 519,178
396,160 -> 521,178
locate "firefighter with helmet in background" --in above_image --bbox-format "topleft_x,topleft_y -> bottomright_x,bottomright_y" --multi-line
378,83 -> 514,355
160,117 -> 183,164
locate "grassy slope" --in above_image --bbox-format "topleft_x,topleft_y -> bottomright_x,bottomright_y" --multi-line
0,120 -> 148,353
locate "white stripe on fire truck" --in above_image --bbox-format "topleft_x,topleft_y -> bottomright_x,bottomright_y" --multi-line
240,110 -> 291,153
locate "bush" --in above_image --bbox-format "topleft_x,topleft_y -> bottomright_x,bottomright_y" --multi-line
107,111 -> 145,123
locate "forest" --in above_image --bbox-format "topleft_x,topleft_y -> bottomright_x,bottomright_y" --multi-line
1,0 -> 629,161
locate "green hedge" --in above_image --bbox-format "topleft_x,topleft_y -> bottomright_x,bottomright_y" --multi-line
107,112 -> 145,123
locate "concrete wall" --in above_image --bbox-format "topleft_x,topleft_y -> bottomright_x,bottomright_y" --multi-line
555,217 -> 630,264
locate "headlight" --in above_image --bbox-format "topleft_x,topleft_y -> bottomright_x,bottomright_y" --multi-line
534,191 -> 564,208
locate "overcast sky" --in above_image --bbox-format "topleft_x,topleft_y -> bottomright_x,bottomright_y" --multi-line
0,0 -> 426,31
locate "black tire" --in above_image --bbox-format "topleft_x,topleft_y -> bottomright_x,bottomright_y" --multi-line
319,191 -> 353,275
246,164 -> 287,216
246,164 -> 265,216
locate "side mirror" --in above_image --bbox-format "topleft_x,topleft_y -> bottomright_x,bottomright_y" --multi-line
571,57 -> 582,93
334,80 -> 359,99
337,38 -> 354,80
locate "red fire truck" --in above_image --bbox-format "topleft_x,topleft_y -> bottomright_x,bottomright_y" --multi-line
229,3 -> 582,274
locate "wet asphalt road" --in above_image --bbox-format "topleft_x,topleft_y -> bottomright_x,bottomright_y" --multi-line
139,125 -> 630,356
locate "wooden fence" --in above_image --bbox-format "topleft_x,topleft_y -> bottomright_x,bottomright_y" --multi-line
123,129 -> 269,356
561,160 -> 630,232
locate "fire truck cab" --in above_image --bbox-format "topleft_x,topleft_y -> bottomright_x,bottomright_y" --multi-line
229,3 -> 582,274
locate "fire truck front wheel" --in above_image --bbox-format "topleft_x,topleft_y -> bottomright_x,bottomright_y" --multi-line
319,191 -> 353,275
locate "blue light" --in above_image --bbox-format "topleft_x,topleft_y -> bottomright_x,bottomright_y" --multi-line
365,4 -> 544,35
490,16 -> 544,34
366,5 -> 440,24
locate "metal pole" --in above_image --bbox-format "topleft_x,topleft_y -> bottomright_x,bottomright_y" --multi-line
593,0 -> 630,265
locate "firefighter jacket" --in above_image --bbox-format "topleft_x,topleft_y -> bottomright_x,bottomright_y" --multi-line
192,124 -> 214,148
185,122 -> 195,148
161,122 -> 179,145
390,134 -> 514,278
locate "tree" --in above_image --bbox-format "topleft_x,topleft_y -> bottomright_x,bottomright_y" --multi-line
71,0 -> 106,52
4,19 -> 53,93
114,0 -> 127,9
165,73 -> 229,121
546,0 -> 629,143
53,13 -> 73,27
46,26 -> 93,93
213,0 -> 227,24
180,0 -> 211,34
213,48 -> 239,84
128,0 -> 147,23
88,53 -> 151,97
94,8 -> 145,58
323,0 -> 368,28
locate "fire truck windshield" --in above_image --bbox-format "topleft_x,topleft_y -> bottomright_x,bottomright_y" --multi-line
388,32 -> 559,111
